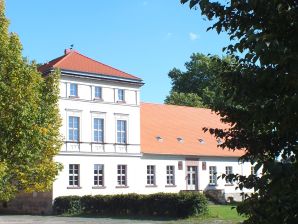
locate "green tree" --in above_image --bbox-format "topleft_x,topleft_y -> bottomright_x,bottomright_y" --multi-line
0,0 -> 62,201
181,0 -> 298,223
165,53 -> 235,108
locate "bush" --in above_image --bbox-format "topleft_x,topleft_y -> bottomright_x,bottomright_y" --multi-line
53,192 -> 207,218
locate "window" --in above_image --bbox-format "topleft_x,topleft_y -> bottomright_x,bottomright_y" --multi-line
166,165 -> 175,185
94,118 -> 104,143
225,166 -> 233,184
95,86 -> 102,99
94,164 -> 104,186
69,116 -> 79,142
209,166 -> 217,185
118,89 -> 125,101
147,165 -> 156,185
117,120 -> 127,144
117,165 -> 127,186
251,166 -> 256,175
69,164 -> 79,187
70,83 -> 78,97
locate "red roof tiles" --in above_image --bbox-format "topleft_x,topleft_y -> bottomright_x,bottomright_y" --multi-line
140,103 -> 245,157
39,50 -> 141,81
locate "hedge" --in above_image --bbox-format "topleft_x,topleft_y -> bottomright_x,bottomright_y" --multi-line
53,192 -> 207,218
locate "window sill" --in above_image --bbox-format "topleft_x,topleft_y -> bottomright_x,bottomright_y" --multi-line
116,100 -> 126,104
69,95 -> 79,99
67,186 -> 82,189
93,98 -> 103,101
92,186 -> 106,189
224,184 -> 234,186
208,184 -> 218,187
115,185 -> 129,188
165,185 -> 177,188
145,185 -> 158,188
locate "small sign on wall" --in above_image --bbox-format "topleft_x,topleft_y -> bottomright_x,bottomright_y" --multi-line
202,161 -> 206,170
178,161 -> 183,170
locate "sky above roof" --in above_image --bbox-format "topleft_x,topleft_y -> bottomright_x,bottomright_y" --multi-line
5,0 -> 229,103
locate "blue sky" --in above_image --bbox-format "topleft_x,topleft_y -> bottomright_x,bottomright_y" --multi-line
5,0 -> 229,103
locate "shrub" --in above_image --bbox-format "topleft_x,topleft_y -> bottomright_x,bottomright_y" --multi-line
53,192 -> 207,218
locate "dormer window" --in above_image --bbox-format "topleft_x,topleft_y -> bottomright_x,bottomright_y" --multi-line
95,86 -> 102,99
177,137 -> 184,143
156,136 -> 163,142
198,138 -> 205,144
118,89 -> 125,102
217,138 -> 223,145
70,83 -> 78,97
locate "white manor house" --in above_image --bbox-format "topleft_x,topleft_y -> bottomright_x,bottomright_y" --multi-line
1,49 -> 256,214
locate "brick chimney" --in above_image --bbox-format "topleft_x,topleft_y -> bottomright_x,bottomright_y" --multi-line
64,49 -> 73,55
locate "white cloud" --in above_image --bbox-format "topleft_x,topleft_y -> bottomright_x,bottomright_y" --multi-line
189,32 -> 199,41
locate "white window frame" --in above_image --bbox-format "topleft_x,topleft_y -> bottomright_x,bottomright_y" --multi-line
117,89 -> 125,102
70,83 -> 78,97
117,165 -> 127,186
68,116 -> 80,142
251,166 -> 256,175
69,164 -> 80,187
94,164 -> 104,187
166,165 -> 175,185
225,166 -> 233,184
146,165 -> 156,186
93,118 -> 104,143
209,166 -> 217,185
117,120 -> 127,144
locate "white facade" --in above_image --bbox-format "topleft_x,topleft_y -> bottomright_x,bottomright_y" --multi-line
51,57 -> 255,202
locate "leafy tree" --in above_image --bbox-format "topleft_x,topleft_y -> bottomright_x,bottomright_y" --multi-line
165,53 -> 235,108
181,0 -> 298,223
0,0 -> 62,201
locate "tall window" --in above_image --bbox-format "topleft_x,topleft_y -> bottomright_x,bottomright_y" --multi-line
118,89 -> 125,101
209,166 -> 217,185
251,166 -> 256,175
69,164 -> 79,187
166,165 -> 175,185
94,164 -> 104,186
94,118 -> 104,142
69,116 -> 79,142
117,165 -> 127,186
147,165 -> 156,185
95,86 -> 102,99
225,166 -> 233,184
70,83 -> 78,97
117,120 -> 127,144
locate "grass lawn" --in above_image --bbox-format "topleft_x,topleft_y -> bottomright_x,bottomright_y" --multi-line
183,204 -> 246,224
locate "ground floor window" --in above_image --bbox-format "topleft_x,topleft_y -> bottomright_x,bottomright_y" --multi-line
225,166 -> 233,184
166,165 -> 175,185
69,164 -> 79,187
147,165 -> 156,185
209,166 -> 217,185
117,165 -> 127,186
94,164 -> 104,186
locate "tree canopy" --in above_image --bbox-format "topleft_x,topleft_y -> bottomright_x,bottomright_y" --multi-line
181,0 -> 298,223
165,53 -> 235,108
0,0 -> 62,201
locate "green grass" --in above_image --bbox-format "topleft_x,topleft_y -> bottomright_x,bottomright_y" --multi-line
184,204 -> 246,223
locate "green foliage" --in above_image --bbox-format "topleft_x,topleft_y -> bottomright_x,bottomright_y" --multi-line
165,53 -> 236,108
0,0 -> 62,201
181,0 -> 298,223
53,192 -> 208,218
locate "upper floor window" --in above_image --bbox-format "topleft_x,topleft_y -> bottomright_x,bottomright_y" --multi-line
95,86 -> 102,99
117,165 -> 127,186
118,89 -> 125,102
70,83 -> 78,97
69,164 -> 80,187
117,120 -> 127,144
94,118 -> 104,143
94,164 -> 104,187
147,165 -> 156,186
209,166 -> 217,185
166,165 -> 175,185
251,166 -> 256,175
69,116 -> 80,142
225,166 -> 233,184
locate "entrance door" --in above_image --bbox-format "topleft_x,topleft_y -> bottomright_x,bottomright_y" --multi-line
187,166 -> 197,190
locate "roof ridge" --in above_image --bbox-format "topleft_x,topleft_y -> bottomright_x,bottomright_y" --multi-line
54,51 -> 74,67
141,102 -> 210,111
73,51 -> 141,80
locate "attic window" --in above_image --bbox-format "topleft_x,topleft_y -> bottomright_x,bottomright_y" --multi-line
177,137 -> 184,143
156,136 -> 163,142
198,138 -> 205,144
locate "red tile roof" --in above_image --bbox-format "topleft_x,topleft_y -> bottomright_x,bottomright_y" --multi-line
39,50 -> 141,81
140,103 -> 245,157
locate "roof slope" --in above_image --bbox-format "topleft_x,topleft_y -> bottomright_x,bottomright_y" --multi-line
39,50 -> 141,81
141,103 -> 244,157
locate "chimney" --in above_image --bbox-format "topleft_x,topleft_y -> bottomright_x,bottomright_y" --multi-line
64,49 -> 72,55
